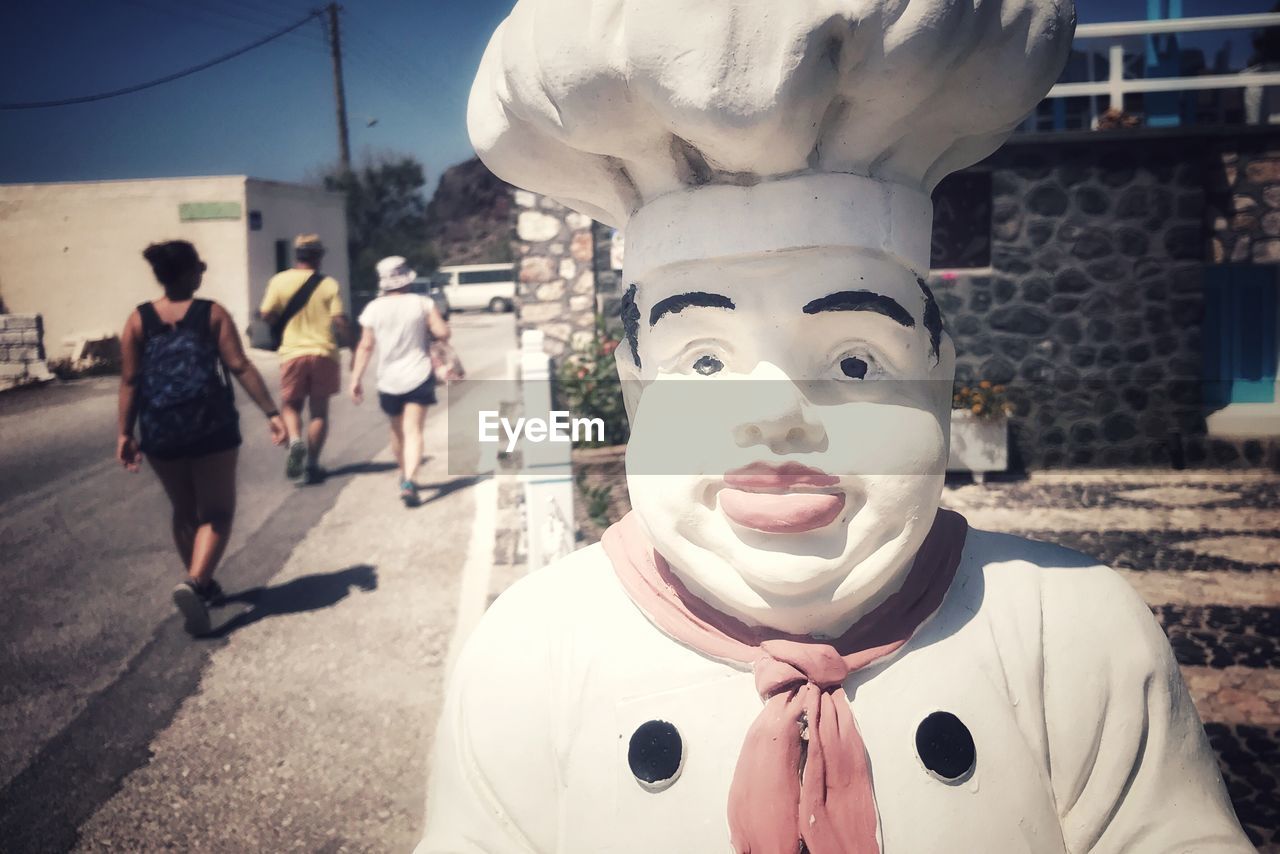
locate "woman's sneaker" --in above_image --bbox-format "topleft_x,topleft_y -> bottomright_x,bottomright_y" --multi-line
197,579 -> 225,606
172,581 -> 212,636
285,440 -> 306,481
400,480 -> 421,507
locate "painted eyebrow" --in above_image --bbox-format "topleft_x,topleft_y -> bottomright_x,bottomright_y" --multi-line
801,290 -> 916,328
649,291 -> 736,327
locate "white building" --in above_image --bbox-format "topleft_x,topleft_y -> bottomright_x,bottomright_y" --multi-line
0,176 -> 349,357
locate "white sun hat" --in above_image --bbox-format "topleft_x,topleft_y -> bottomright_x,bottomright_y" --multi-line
376,256 -> 417,292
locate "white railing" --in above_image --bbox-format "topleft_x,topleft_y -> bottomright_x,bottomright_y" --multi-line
1033,12 -> 1280,130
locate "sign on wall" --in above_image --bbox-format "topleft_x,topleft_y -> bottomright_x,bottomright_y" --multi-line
178,201 -> 242,222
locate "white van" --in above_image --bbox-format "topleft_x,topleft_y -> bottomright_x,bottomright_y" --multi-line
431,263 -> 515,313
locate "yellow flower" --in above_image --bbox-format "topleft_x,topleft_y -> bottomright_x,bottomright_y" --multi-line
971,403 -> 983,414
979,380 -> 992,389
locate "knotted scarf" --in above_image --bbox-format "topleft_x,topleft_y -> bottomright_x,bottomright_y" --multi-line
601,508 -> 968,854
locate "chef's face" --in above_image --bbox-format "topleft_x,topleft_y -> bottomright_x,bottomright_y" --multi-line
617,247 -> 954,637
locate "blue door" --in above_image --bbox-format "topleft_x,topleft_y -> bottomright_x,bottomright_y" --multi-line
1203,266 -> 1279,406
1145,0 -> 1186,129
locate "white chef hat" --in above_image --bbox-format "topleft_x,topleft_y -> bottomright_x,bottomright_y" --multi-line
468,0 -> 1075,279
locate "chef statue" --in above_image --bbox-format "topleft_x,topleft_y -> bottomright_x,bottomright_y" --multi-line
421,1 -> 1254,852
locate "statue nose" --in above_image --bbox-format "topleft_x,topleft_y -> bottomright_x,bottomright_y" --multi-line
732,364 -> 826,453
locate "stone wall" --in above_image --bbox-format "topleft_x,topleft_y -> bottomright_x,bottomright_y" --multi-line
512,190 -> 598,358
510,128 -> 1280,469
592,221 -> 627,339
935,128 -> 1280,470
1210,134 -> 1280,265
0,313 -> 51,391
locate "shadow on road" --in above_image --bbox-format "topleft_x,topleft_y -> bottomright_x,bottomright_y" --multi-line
210,564 -> 377,637
325,461 -> 402,478
324,456 -> 438,480
415,474 -> 484,507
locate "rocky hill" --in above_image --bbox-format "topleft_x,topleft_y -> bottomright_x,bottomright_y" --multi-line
425,157 -> 515,265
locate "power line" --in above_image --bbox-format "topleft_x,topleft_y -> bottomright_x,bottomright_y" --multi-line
195,0 -> 327,48
114,0 -> 324,57
342,35 -> 421,94
126,0 -> 319,45
1,10 -> 323,110
337,22 -> 441,113
345,16 -> 435,83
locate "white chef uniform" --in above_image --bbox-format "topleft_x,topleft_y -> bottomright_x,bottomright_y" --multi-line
420,529 -> 1252,853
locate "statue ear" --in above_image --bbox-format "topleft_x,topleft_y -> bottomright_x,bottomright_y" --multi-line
614,348 -> 643,425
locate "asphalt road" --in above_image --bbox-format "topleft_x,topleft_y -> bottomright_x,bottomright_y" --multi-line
0,310 -> 514,850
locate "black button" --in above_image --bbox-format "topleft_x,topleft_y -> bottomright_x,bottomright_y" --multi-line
628,720 -> 683,789
915,712 -> 975,782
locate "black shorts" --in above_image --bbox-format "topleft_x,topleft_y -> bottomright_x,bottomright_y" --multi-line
378,375 -> 437,416
144,420 -> 242,461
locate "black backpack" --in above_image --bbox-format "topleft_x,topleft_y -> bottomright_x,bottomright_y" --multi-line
137,300 -> 239,456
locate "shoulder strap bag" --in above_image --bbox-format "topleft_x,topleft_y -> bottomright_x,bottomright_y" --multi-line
247,272 -> 324,351
421,296 -> 464,381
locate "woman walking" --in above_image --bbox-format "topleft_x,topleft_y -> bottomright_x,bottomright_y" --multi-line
117,240 -> 287,636
349,256 -> 451,506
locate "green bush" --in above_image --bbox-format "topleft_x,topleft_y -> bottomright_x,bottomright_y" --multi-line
556,321 -> 630,447
574,468 -> 615,528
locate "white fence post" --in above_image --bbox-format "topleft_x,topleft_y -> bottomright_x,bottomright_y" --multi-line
1108,41 -> 1125,114
519,329 -> 575,572
1032,12 -> 1280,130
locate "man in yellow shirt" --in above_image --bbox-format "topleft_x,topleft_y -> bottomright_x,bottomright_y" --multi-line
259,234 -> 352,484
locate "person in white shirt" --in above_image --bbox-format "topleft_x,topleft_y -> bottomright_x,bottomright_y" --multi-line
349,256 -> 450,506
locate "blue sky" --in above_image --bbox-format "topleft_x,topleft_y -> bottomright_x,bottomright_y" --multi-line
0,0 -> 1273,190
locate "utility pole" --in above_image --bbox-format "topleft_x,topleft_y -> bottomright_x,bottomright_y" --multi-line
325,2 -> 352,172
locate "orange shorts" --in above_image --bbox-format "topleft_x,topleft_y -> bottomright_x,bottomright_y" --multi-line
280,355 -> 340,405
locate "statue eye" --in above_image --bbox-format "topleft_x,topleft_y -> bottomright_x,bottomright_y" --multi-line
840,356 -> 869,379
693,354 -> 723,375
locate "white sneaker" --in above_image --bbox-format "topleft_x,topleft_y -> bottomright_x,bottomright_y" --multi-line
285,440 -> 306,480
172,581 -> 211,636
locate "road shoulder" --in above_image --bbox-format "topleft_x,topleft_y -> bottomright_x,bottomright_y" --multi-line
74,409 -> 474,852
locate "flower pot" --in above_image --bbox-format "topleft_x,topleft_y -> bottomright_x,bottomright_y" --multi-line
947,411 -> 1008,483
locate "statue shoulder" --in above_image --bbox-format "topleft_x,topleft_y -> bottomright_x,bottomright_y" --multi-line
485,542 -> 622,628
960,527 -> 1164,665
425,543 -> 625,850
963,526 -> 1110,577
452,542 -> 630,684
960,531 -> 1253,850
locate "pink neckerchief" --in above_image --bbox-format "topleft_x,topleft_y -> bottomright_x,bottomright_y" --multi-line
602,508 -> 968,854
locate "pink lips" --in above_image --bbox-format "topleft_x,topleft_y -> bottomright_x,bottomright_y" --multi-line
719,462 -> 845,534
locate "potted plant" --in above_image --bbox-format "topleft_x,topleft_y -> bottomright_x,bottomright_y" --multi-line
948,381 -> 1012,483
